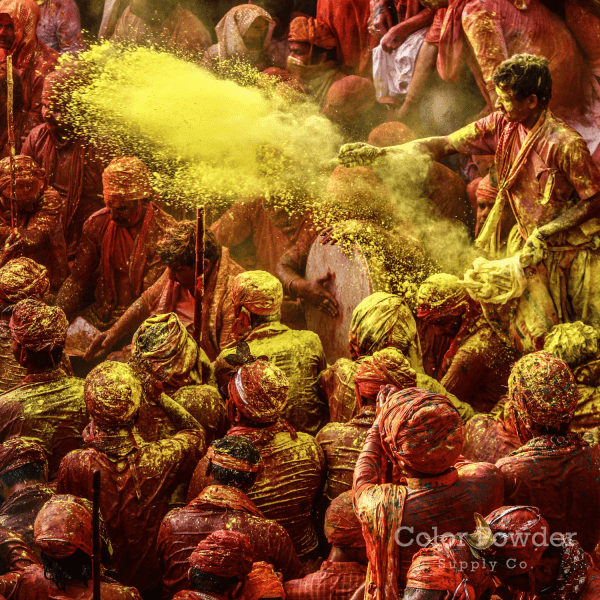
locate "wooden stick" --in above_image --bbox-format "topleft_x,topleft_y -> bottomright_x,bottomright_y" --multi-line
193,206 -> 205,344
6,54 -> 16,237
92,470 -> 101,600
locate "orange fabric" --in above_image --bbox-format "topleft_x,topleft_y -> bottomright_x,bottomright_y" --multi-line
231,270 -> 283,316
9,298 -> 68,352
244,562 -> 285,600
0,437 -> 46,476
188,530 -> 253,577
205,446 -> 263,474
288,16 -> 336,49
189,484 -> 265,518
324,490 -> 364,548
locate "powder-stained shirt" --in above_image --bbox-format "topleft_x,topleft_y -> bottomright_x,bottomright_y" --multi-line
284,561 -> 367,600
0,369 -> 88,479
497,434 -> 600,553
158,489 -> 302,598
463,414 -> 520,464
56,429 -> 204,592
36,0 -> 86,53
216,322 -> 328,435
0,318 -> 27,394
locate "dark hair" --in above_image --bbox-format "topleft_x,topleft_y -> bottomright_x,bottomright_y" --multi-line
42,549 -> 92,591
492,54 -> 552,105
210,436 -> 261,489
189,566 -> 240,593
402,589 -> 447,600
0,462 -> 45,487
156,220 -> 220,267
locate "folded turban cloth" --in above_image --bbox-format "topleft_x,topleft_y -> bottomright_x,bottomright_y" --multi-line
546,534 -> 588,600
484,506 -> 549,575
34,495 -> 94,559
102,156 -> 152,201
228,359 -> 289,424
131,313 -> 199,387
506,351 -> 578,443
0,437 -> 46,476
231,271 -> 283,316
324,490 -> 365,548
9,299 -> 68,352
288,16 -> 336,50
0,258 -> 49,305
321,76 -> 377,128
349,292 -> 419,360
243,562 -> 285,600
84,361 -> 142,426
476,174 -> 497,203
354,347 -> 417,406
206,443 -> 264,474
367,122 -> 416,148
379,388 -> 464,474
0,155 -> 45,196
189,530 -> 254,579
416,273 -> 471,322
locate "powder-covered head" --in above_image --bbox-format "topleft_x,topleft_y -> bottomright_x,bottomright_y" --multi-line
544,322 -> 599,368
0,258 -> 49,305
84,361 -> 142,426
354,347 -> 417,406
231,271 -> 283,316
367,122 -> 416,148
243,562 -> 285,600
0,155 -> 45,197
9,299 -> 68,352
321,76 -> 377,128
416,273 -> 470,322
0,0 -> 41,69
0,437 -> 46,477
324,490 -> 364,548
379,388 -> 464,474
189,530 -> 254,578
102,156 -> 152,202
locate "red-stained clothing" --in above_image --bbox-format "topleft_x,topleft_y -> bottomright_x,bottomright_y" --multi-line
158,485 -> 302,598
0,319 -> 27,394
112,5 -> 211,57
497,433 -> 600,553
580,566 -> 600,599
318,358 -> 359,424
22,123 -> 108,254
0,565 -> 141,600
284,561 -> 367,600
0,369 -> 87,479
316,406 -> 375,501
36,0 -> 86,53
463,414 -> 521,463
565,0 -> 600,78
18,44 -> 58,120
70,203 -> 176,330
0,113 -> 40,160
57,427 -> 204,592
187,425 -> 325,558
140,248 -> 243,361
0,485 -> 54,552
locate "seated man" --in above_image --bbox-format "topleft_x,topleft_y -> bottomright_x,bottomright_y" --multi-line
0,494 -> 141,600
172,531 -> 254,600
187,358 -> 324,560
416,273 -> 517,411
497,351 -> 600,555
85,221 -> 243,361
56,156 -> 176,331
158,435 -> 301,598
0,438 -> 53,551
57,361 -> 205,595
0,299 -> 88,479
215,270 -> 327,435
285,16 -> 343,107
353,388 -> 503,594
285,491 -> 367,600
0,156 -> 67,290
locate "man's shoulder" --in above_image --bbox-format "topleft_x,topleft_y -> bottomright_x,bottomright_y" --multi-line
316,421 -> 354,444
23,122 -> 50,151
456,459 -> 504,486
83,207 -> 111,236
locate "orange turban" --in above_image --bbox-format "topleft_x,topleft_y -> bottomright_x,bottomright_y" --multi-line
324,491 -> 364,548
102,156 -> 152,201
189,531 -> 254,578
379,388 -> 463,474
9,299 -> 68,352
476,174 -> 497,202
321,76 -> 377,127
0,437 -> 46,477
231,271 -> 283,316
0,155 -> 45,196
243,562 -> 285,600
288,16 -> 336,50
367,122 -> 416,148
0,258 -> 49,305
354,347 -> 417,406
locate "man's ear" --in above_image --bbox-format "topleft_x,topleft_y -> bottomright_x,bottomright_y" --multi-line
527,94 -> 539,109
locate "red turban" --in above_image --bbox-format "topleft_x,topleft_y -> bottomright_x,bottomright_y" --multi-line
189,531 -> 254,578
84,361 -> 142,426
228,359 -> 289,424
288,16 -> 336,50
9,299 -> 68,352
206,445 -> 264,474
34,495 -> 93,559
484,506 -> 549,575
416,273 -> 471,322
102,156 -> 152,201
321,76 -> 377,127
506,351 -> 578,444
476,174 -> 497,202
367,122 -> 416,148
0,437 -> 46,476
0,258 -> 49,305
354,347 -> 417,406
379,388 -> 464,474
243,562 -> 285,600
324,490 -> 364,548
0,155 -> 45,196
231,271 -> 283,316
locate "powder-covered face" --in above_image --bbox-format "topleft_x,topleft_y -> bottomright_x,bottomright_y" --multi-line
494,86 -> 537,123
0,14 -> 15,51
104,196 -> 144,228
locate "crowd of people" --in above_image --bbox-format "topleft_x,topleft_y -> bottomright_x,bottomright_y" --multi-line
0,0 -> 597,599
